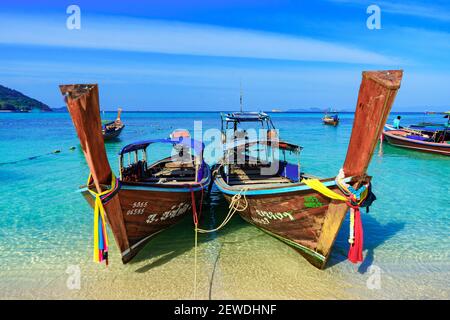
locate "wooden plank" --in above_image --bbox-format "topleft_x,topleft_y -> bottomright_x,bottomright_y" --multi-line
315,201 -> 348,265
228,179 -> 291,186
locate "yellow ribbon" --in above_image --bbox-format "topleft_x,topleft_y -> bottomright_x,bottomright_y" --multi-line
302,177 -> 368,246
86,173 -> 116,262
301,178 -> 347,202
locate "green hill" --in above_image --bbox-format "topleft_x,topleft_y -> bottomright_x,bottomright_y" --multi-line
0,85 -> 52,112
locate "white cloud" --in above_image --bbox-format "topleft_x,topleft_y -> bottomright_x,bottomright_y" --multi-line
0,12 -> 397,65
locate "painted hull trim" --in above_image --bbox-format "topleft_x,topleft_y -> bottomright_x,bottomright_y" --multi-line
215,176 -> 352,196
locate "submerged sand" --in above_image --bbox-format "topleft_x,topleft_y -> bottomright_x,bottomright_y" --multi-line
1,213 -> 448,300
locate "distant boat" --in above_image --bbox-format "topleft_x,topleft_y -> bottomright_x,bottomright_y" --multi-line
322,110 -> 339,126
102,108 -> 124,140
383,123 -> 450,156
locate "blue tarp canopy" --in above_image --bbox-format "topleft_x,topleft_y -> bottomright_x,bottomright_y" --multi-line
223,139 -> 302,153
222,112 -> 271,122
119,137 -> 205,156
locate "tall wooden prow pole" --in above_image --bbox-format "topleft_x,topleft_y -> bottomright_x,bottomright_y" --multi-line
116,107 -> 123,123
316,70 -> 403,269
240,81 -> 243,113
343,70 -> 403,176
60,84 -> 130,262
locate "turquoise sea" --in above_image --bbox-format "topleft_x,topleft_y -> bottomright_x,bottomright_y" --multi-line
0,111 -> 448,299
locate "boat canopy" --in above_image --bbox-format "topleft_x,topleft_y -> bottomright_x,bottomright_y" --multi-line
222,112 -> 272,123
223,139 -> 302,153
278,141 -> 303,152
119,137 -> 205,156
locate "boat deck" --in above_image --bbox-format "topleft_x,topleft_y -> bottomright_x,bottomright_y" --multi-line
122,159 -> 204,184
227,167 -> 292,186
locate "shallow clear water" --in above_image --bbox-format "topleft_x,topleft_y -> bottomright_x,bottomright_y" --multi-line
0,111 -> 448,299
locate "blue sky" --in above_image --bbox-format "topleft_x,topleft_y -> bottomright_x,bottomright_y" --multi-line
0,0 -> 449,111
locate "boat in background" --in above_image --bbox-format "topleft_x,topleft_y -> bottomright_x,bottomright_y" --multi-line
383,130 -> 449,156
60,84 -> 211,264
102,108 -> 124,140
214,70 -> 403,269
383,115 -> 450,156
322,110 -> 339,126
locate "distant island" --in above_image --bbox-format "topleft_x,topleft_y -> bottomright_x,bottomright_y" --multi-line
0,85 -> 52,112
51,106 -> 68,112
286,107 -> 351,112
286,107 -> 327,112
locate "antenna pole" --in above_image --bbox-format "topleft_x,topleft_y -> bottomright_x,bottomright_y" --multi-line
240,81 -> 243,113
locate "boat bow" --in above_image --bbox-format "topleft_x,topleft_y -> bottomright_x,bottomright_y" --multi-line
60,84 -> 130,262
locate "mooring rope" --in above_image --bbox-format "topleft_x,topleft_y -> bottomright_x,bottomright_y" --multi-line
197,187 -> 248,234
0,148 -> 70,166
190,185 -> 248,299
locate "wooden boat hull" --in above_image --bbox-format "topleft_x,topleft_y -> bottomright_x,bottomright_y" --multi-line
383,130 -> 450,156
216,177 -> 349,268
82,171 -> 210,262
214,70 -> 403,269
323,118 -> 339,126
61,83 -> 211,264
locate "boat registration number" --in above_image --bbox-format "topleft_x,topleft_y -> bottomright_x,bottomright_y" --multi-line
255,209 -> 294,222
126,202 -> 149,215
146,202 -> 191,224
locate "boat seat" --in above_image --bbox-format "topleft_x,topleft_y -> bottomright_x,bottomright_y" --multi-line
143,176 -> 195,183
165,161 -> 194,168
228,177 -> 291,186
155,168 -> 195,177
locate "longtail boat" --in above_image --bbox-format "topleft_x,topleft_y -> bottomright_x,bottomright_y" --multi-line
60,84 -> 211,264
383,126 -> 450,156
383,112 -> 450,155
322,110 -> 339,126
102,108 -> 125,140
214,70 -> 403,269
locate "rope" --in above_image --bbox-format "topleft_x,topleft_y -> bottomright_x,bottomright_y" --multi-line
0,149 -> 63,166
85,172 -> 118,265
190,183 -> 248,299
197,187 -> 248,234
189,185 -> 200,299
